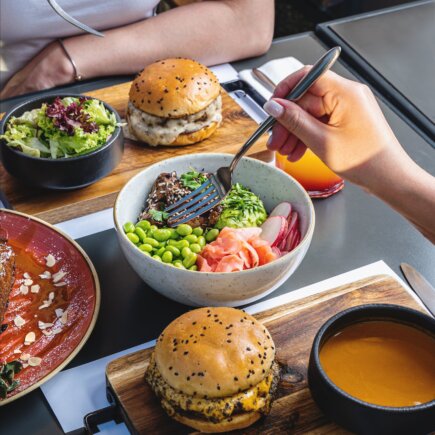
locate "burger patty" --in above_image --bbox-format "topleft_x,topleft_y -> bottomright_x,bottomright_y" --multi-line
127,95 -> 222,146
145,355 -> 280,423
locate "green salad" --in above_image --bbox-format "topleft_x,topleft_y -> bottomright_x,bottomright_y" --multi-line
216,183 -> 267,229
1,96 -> 117,158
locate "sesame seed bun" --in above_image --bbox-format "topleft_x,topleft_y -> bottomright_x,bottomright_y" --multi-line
154,307 -> 276,398
129,58 -> 221,118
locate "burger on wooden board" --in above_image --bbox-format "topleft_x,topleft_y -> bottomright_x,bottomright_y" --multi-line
145,307 -> 280,433
127,58 -> 222,146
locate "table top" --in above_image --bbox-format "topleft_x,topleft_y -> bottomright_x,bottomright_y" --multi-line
316,0 -> 435,141
1,32 -> 434,435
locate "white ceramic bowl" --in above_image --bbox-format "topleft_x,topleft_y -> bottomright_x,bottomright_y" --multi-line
114,153 -> 315,307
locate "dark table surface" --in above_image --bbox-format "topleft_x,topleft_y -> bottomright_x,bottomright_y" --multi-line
316,0 -> 435,141
1,33 -> 434,435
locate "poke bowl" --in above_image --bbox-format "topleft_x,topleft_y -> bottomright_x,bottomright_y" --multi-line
114,153 -> 315,306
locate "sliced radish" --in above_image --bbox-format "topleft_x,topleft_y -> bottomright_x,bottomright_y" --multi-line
260,216 -> 288,247
290,232 -> 301,251
284,228 -> 297,252
271,247 -> 281,257
280,250 -> 289,256
270,202 -> 292,220
287,211 -> 299,233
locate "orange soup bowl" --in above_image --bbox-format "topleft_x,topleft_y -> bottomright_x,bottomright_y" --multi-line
308,304 -> 435,435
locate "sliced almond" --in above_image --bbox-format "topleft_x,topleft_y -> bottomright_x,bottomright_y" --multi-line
60,311 -> 68,325
14,315 -> 26,327
20,353 -> 30,361
24,331 -> 36,345
39,271 -> 51,279
38,303 -> 50,310
23,278 -> 33,286
31,284 -> 40,294
52,270 -> 66,283
19,285 -> 29,295
38,321 -> 54,330
22,363 -> 29,369
55,308 -> 64,318
23,272 -> 31,279
48,292 -> 55,301
13,349 -> 22,354
28,357 -> 42,367
45,254 -> 56,268
54,282 -> 67,287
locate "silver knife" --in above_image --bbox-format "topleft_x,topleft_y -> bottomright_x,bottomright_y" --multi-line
400,263 -> 435,317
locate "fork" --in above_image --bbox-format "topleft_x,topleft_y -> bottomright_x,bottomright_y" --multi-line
165,46 -> 341,226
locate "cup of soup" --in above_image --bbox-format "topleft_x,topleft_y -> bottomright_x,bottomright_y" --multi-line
308,304 -> 435,435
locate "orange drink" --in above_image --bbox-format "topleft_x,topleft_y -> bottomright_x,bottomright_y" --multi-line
276,150 -> 344,198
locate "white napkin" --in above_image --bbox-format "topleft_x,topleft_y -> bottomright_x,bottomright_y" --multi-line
239,57 -> 304,100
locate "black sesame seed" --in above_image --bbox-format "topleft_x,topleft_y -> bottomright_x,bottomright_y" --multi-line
214,314 -> 218,317
184,351 -> 189,355
200,334 -> 205,337
174,372 -> 179,376
227,332 -> 232,336
227,340 -> 231,343
192,321 -> 197,325
234,376 -> 238,381
203,326 -> 207,330
246,347 -> 251,351
169,366 -> 173,370
187,376 -> 190,380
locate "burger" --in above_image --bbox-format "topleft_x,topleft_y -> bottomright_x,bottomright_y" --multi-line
145,307 -> 280,433
127,58 -> 222,146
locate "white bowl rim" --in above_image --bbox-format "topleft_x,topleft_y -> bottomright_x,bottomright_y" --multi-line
114,152 -> 315,276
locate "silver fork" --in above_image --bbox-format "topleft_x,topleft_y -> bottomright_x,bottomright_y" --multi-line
165,46 -> 341,226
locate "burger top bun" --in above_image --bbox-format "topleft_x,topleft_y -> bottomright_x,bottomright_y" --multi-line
129,58 -> 220,118
154,307 -> 276,398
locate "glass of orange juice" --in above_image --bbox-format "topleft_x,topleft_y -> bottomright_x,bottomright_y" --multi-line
276,150 -> 344,198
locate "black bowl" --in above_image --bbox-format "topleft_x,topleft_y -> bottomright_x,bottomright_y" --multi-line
0,94 -> 124,190
308,304 -> 435,435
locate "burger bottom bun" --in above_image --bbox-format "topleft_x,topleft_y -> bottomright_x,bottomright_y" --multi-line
128,118 -> 219,147
172,410 -> 262,433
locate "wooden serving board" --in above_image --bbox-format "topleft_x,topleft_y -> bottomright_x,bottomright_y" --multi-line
0,83 -> 270,224
105,275 -> 425,434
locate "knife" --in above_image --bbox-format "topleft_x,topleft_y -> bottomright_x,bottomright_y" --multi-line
400,263 -> 435,317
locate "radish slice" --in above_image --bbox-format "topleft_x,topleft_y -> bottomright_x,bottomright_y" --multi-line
260,216 -> 288,247
287,211 -> 299,232
290,232 -> 301,251
271,247 -> 281,257
284,228 -> 297,252
270,202 -> 292,219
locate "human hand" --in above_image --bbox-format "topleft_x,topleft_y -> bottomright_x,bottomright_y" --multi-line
1,41 -> 74,99
263,68 -> 412,192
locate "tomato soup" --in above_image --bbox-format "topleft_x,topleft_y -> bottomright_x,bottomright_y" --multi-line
319,320 -> 435,407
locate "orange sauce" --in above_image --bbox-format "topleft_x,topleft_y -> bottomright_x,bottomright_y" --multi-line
320,321 -> 435,407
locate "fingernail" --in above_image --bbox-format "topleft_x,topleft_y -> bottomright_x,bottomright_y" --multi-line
266,135 -> 273,148
263,100 -> 284,118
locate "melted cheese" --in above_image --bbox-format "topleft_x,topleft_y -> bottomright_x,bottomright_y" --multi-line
127,96 -> 222,146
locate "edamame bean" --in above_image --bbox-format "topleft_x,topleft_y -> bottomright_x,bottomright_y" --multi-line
197,236 -> 206,247
127,232 -> 140,244
152,255 -> 162,262
192,227 -> 203,237
139,243 -> 153,253
142,251 -> 151,257
123,222 -> 135,233
154,229 -> 172,242
162,251 -> 173,263
173,260 -> 185,269
156,247 -> 166,257
143,238 -> 159,248
181,247 -> 192,259
183,253 -> 197,269
169,228 -> 179,239
150,225 -> 158,232
165,246 -> 180,257
189,265 -> 198,271
184,234 -> 198,244
136,220 -> 151,231
175,240 -> 189,249
176,224 -> 193,236
167,239 -> 178,246
134,227 -> 147,242
205,229 -> 219,242
190,243 -> 201,254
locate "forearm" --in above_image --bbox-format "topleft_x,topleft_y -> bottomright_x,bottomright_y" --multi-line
368,154 -> 435,243
64,0 -> 273,79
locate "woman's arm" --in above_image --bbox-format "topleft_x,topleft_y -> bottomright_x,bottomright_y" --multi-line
1,0 -> 274,98
263,69 -> 435,243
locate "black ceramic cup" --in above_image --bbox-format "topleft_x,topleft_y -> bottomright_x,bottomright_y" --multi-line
308,304 -> 435,435
0,94 -> 124,190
